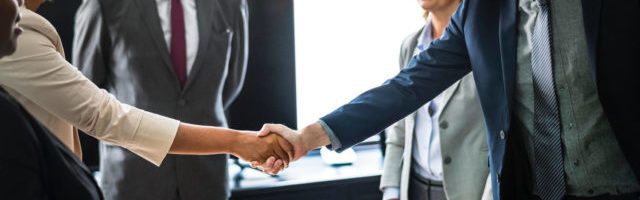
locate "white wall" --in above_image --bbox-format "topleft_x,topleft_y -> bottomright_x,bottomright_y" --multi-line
295,0 -> 424,129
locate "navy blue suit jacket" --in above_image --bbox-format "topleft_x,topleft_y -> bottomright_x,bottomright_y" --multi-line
320,0 -> 640,199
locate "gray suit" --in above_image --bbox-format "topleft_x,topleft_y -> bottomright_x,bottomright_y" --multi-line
73,0 -> 248,199
380,29 -> 491,200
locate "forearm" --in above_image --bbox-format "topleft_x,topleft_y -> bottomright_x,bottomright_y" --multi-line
171,123 -> 293,165
169,123 -> 245,155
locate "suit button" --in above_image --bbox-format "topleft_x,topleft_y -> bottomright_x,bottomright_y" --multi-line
440,121 -> 449,129
443,156 -> 452,164
178,99 -> 186,106
500,130 -> 505,140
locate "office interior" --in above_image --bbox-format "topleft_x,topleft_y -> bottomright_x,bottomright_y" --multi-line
26,0 -> 427,199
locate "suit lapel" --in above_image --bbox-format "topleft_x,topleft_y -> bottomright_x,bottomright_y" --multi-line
400,29 -> 423,70
405,113 -> 416,162
499,0 -> 518,121
406,29 -> 422,60
133,0 -> 176,83
581,0 -> 601,82
439,80 -> 462,113
183,0 -> 215,92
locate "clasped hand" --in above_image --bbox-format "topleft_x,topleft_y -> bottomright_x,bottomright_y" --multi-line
233,123 -> 329,175
231,124 -> 309,174
231,130 -> 294,173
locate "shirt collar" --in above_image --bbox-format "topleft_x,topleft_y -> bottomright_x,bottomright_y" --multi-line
416,16 -> 434,52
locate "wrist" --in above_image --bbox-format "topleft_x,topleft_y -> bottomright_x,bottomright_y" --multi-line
228,130 -> 251,155
300,123 -> 331,152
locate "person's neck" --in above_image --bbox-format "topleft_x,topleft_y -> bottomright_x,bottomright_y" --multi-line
429,3 -> 459,39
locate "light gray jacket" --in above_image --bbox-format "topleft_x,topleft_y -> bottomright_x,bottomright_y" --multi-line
73,0 -> 248,199
379,28 -> 492,200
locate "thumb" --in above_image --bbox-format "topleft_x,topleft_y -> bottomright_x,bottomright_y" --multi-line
258,123 -> 287,137
257,123 -> 274,137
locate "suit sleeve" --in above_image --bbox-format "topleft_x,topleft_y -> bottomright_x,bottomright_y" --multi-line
320,1 -> 471,152
73,0 -> 111,87
222,0 -> 249,109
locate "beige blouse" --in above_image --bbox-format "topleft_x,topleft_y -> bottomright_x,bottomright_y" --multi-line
0,7 -> 179,166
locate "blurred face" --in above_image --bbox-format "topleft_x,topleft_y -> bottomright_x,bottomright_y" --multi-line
0,0 -> 22,58
418,0 -> 458,12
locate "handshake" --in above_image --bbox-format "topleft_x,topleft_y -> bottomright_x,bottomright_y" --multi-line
230,123 -> 331,175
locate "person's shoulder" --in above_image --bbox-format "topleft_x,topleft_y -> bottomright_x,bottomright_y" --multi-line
400,28 -> 423,50
19,7 -> 60,43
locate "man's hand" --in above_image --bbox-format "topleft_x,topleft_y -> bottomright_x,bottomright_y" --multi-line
230,131 -> 293,170
258,124 -> 308,161
254,123 -> 332,174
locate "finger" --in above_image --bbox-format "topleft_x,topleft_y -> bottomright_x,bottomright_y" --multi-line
279,165 -> 287,173
276,135 -> 295,161
265,160 -> 283,175
271,139 -> 291,164
261,156 -> 276,171
272,160 -> 283,172
250,161 -> 260,168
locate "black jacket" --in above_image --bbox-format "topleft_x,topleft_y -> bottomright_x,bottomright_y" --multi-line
0,89 -> 102,200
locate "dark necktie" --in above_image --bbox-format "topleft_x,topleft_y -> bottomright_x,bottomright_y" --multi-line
170,0 -> 187,87
531,0 -> 566,199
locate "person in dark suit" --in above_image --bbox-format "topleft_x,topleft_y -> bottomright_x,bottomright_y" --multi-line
73,0 -> 249,199
259,1 -> 640,200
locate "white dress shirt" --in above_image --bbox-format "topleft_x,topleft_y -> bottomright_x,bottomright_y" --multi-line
155,0 -> 199,75
410,18 -> 445,182
0,7 -> 179,166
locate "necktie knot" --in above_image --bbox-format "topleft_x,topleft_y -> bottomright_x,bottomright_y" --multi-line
537,0 -> 549,8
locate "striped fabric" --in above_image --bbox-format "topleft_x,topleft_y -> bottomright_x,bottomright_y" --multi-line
530,0 -> 567,199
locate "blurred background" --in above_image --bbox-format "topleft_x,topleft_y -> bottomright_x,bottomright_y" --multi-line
37,0 -> 422,199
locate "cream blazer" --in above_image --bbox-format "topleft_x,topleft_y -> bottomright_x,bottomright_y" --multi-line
0,7 -> 179,166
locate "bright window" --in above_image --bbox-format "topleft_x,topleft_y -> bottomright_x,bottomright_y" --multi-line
295,0 -> 425,136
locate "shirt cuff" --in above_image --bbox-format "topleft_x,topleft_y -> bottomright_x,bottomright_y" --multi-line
127,110 -> 179,166
382,187 -> 401,200
317,120 -> 342,151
